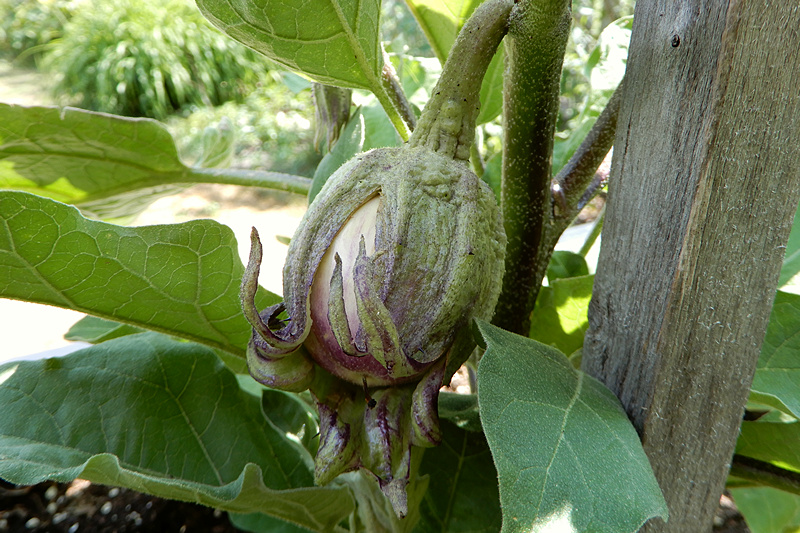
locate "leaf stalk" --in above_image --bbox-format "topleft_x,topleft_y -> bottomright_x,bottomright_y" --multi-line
187,167 -> 312,195
730,454 -> 800,497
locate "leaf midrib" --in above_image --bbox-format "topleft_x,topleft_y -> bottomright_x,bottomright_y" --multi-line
535,371 -> 584,516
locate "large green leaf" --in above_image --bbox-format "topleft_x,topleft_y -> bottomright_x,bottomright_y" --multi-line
309,110 -> 365,203
475,321 -> 668,533
0,333 -> 354,532
736,420 -> 800,473
0,191 -> 278,356
65,315 -> 145,344
405,0 -> 504,124
751,291 -> 800,418
729,487 -> 800,533
0,104 -> 310,220
415,420 -> 501,532
529,274 -> 594,357
195,0 -> 382,91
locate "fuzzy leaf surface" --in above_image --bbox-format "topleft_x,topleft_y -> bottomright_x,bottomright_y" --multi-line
751,291 -> 800,417
0,191 -> 278,356
195,0 -> 382,91
0,333 -> 354,531
736,420 -> 800,472
529,274 -> 594,357
729,487 -> 800,533
476,321 -> 667,533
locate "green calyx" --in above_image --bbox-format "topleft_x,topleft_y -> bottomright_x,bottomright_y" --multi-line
238,0 -> 514,519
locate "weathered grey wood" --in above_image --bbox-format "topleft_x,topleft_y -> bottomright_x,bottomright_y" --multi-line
581,1 -> 800,530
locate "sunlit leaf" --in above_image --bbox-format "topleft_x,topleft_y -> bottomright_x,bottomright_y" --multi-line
196,0 -> 383,91
529,274 -> 594,357
0,105 -> 309,220
751,291 -> 800,418
736,420 -> 800,473
0,191 -> 277,356
476,321 -> 668,533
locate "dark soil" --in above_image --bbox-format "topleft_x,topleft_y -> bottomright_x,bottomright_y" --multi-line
2,478 -> 751,532
0,479 -> 238,533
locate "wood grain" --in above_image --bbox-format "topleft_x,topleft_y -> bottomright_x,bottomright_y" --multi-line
582,1 -> 800,530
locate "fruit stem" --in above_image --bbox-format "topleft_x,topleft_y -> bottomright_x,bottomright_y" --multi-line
409,0 -> 513,161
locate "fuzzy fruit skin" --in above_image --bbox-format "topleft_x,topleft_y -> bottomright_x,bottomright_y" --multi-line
238,0 -> 514,518
274,145 -> 506,387
240,144 -> 506,517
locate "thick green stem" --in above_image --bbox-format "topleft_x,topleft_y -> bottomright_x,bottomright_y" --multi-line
409,0 -> 514,161
492,0 -> 571,335
186,167 -> 312,195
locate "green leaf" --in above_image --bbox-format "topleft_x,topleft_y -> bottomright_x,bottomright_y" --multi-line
361,100 -> 404,151
736,420 -> 800,473
546,251 -> 590,281
481,153 -> 502,203
553,17 -> 630,175
66,315 -> 250,374
65,315 -> 145,343
0,333 -> 354,532
309,110 -> 365,203
261,390 -> 320,456
0,105 -> 311,220
751,291 -> 800,418
438,392 -> 483,433
415,420 -> 501,532
0,191 -> 278,356
405,0 -> 504,124
529,275 -> 594,357
196,0 -> 382,91
476,51 -> 504,125
229,512 -> 311,533
475,321 -> 668,533
729,487 -> 800,533
779,204 -> 800,292
0,104 -> 186,220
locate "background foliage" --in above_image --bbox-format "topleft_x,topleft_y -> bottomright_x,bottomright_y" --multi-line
41,0 -> 273,119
